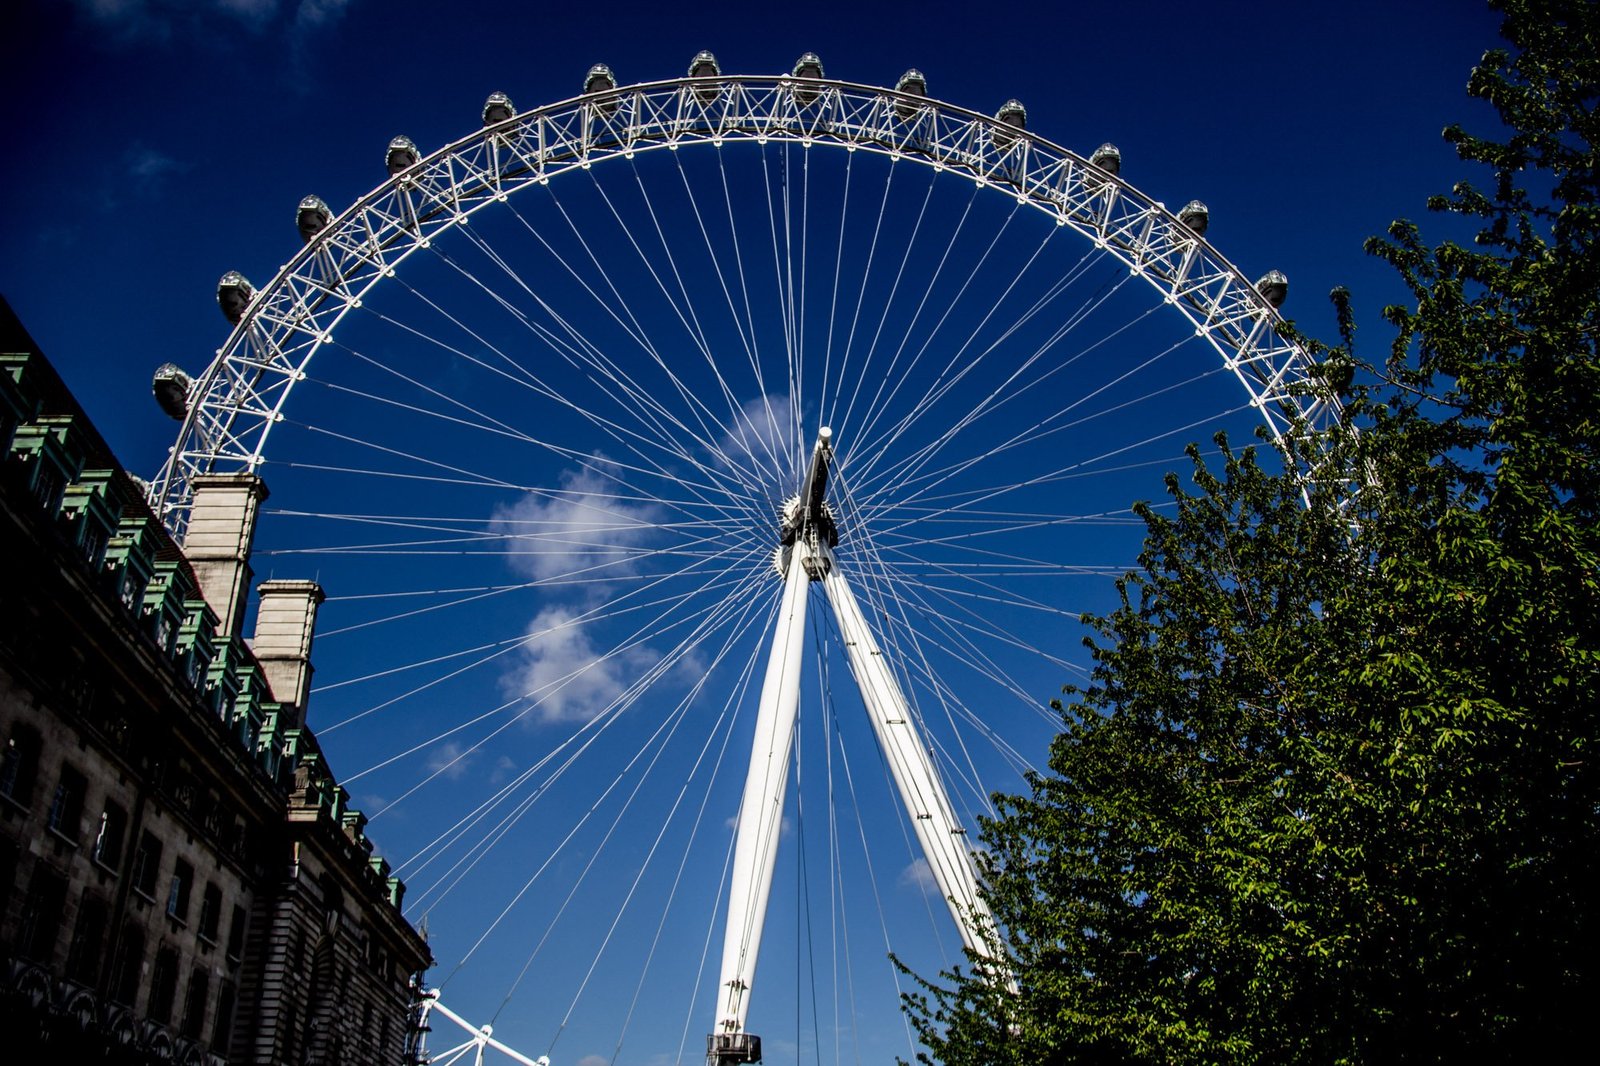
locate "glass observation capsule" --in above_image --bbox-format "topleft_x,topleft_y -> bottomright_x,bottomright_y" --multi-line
216,271 -> 255,325
687,51 -> 721,104
1178,199 -> 1210,235
894,69 -> 927,121
791,52 -> 824,105
296,195 -> 331,243
482,92 -> 516,126
993,99 -> 1027,149
151,363 -> 192,421
385,136 -> 419,176
1256,270 -> 1289,309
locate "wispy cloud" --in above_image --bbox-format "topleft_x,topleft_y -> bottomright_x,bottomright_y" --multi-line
491,462 -> 663,588
98,143 -> 189,211
70,0 -> 356,86
424,740 -> 474,781
717,392 -> 798,475
503,606 -> 656,725
899,857 -> 938,893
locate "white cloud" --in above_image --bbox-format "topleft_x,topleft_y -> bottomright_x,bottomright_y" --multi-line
575,1056 -> 609,1066
294,0 -> 351,28
71,0 -> 351,55
717,393 -> 797,473
491,462 -> 662,587
503,606 -> 656,725
424,740 -> 473,781
899,857 -> 938,893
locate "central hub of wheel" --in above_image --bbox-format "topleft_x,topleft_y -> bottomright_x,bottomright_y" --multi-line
772,428 -> 839,581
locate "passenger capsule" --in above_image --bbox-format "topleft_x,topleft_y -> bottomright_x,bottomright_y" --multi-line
296,195 -> 331,243
1256,270 -> 1289,309
894,69 -> 927,121
1178,200 -> 1210,236
993,99 -> 1026,149
792,52 -> 824,106
482,92 -> 516,127
152,364 -> 192,421
386,136 -> 420,176
1089,143 -> 1121,177
216,272 -> 255,325
687,50 -> 721,103
583,63 -> 619,115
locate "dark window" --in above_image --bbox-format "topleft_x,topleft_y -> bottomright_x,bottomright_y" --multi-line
225,902 -> 246,960
181,969 -> 209,1039
0,722 -> 41,807
82,520 -> 109,569
213,981 -> 237,1053
110,926 -> 145,1005
65,893 -> 109,983
199,882 -> 223,943
33,460 -> 65,513
148,947 -> 179,1023
18,866 -> 68,962
119,568 -> 146,613
167,858 -> 194,922
93,799 -> 127,869
156,611 -> 177,654
46,763 -> 87,840
132,832 -> 162,898
0,838 -> 18,916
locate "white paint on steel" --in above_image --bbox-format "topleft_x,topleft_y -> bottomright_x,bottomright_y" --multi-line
715,536 -> 813,1037
154,73 -> 1341,534
818,548 -> 1001,963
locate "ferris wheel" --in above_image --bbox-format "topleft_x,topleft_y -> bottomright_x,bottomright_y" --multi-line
152,53 -> 1338,1065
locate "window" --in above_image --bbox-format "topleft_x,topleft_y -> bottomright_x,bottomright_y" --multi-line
226,903 -> 247,962
46,763 -> 87,840
119,568 -> 147,613
110,926 -> 144,1005
65,893 -> 109,983
156,611 -> 177,655
167,858 -> 194,923
213,981 -> 237,1053
18,866 -> 67,962
0,839 -> 18,916
33,460 -> 65,514
199,882 -> 223,943
0,722 -> 41,807
82,521 -> 109,569
93,800 -> 127,869
181,969 -> 209,1039
132,831 -> 162,898
148,947 -> 179,1023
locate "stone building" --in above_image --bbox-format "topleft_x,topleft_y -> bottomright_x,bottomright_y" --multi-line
0,298 -> 430,1064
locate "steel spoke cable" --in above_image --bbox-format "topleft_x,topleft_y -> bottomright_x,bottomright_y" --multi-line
608,601 -> 772,1062
543,585 -> 778,1050
436,572 -> 779,987
834,189 -> 1021,451
323,540 -> 764,739
405,564 -> 772,915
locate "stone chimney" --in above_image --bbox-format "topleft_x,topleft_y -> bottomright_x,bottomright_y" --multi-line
182,473 -> 268,639
252,579 -> 325,730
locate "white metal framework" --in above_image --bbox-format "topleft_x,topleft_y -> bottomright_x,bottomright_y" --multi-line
153,73 -> 1337,531
154,67 -> 1345,1065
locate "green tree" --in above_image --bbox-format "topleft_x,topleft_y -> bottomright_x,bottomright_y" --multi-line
903,1 -> 1599,1061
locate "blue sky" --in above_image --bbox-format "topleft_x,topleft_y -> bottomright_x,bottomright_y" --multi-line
2,2 -> 1507,1064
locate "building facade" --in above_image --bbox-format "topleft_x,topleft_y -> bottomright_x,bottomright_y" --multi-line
0,300 -> 430,1064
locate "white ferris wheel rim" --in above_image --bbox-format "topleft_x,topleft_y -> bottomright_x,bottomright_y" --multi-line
154,71 -> 1340,528
143,66 -> 1351,1062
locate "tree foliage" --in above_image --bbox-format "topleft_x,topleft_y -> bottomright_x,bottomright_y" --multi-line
903,1 -> 1599,1060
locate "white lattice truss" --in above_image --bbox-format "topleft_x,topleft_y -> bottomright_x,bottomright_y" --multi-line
152,73 -> 1338,532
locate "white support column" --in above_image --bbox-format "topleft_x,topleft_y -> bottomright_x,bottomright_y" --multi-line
819,552 -> 1003,965
714,539 -> 813,1040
